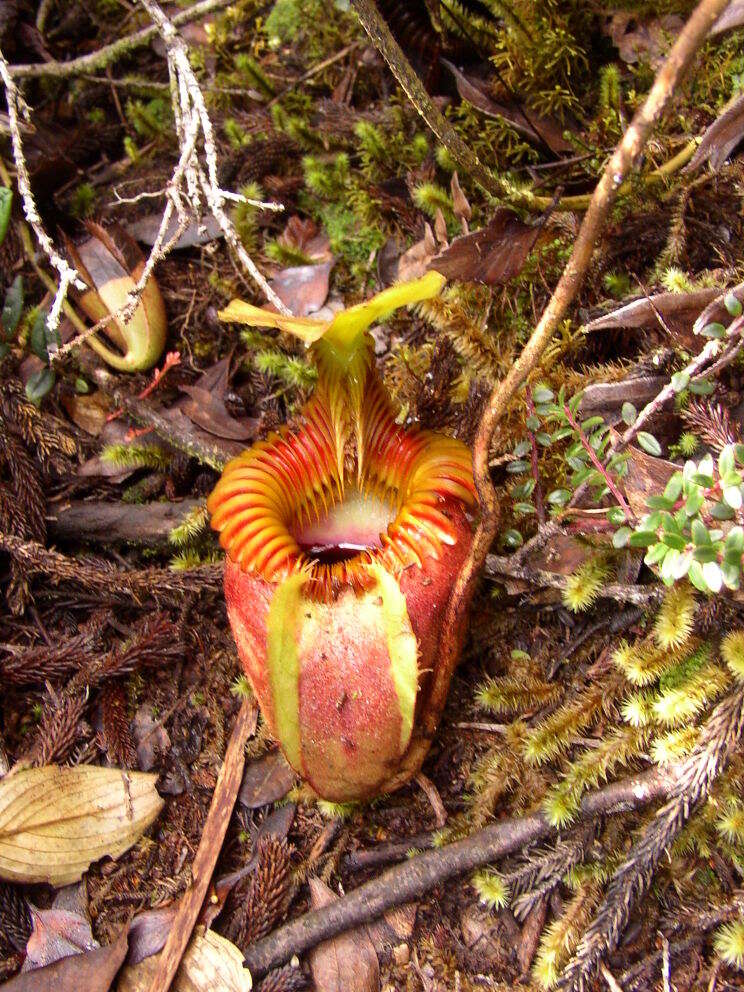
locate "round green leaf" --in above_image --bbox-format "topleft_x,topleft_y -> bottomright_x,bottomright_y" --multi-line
637,432 -> 662,457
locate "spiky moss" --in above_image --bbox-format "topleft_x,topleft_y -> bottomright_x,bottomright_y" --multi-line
721,631 -> 744,680
533,880 -> 603,989
714,920 -> 744,970
476,673 -> 562,716
654,585 -> 697,649
263,0 -> 357,61
471,869 -> 509,910
562,557 -> 611,613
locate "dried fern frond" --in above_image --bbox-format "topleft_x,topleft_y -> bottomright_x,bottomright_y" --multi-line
682,399 -> 741,454
0,611 -> 107,685
0,882 -> 32,954
99,682 -> 136,767
257,963 -> 308,992
27,693 -> 86,767
229,836 -> 293,949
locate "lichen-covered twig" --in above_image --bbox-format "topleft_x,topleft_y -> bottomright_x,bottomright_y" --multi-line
0,48 -> 85,346
243,764 -> 686,978
8,0 -> 235,80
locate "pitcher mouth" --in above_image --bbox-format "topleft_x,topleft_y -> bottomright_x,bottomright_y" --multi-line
207,374 -> 475,599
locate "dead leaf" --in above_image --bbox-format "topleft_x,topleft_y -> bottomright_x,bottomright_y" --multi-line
602,13 -> 684,68
396,224 -> 437,283
582,288 -> 720,342
442,59 -> 573,155
430,210 -> 542,285
686,91 -> 744,173
578,376 -> 668,423
270,261 -> 333,317
450,172 -> 471,227
366,903 -> 417,961
517,897 -> 548,975
308,878 -> 380,992
623,441 -> 678,521
128,212 -> 223,250
125,908 -> 176,967
23,907 -> 97,971
278,216 -> 332,262
61,391 -> 111,437
117,928 -> 252,992
711,1 -> 744,35
239,750 -> 296,809
178,356 -> 258,442
2,928 -> 128,992
132,705 -> 171,773
0,765 -> 163,886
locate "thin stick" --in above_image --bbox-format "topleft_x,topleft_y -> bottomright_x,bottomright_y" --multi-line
145,697 -> 258,992
243,765 -> 682,978
9,0 -> 235,80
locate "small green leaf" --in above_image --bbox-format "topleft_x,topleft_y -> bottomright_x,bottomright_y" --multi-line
724,291 -> 743,317
607,506 -> 626,525
613,526 -> 632,548
507,459 -> 530,474
646,495 -> 674,511
532,385 -> 554,404
526,414 -> 540,431
711,500 -> 735,520
671,370 -> 689,392
0,186 -> 11,248
694,545 -> 719,564
629,530 -> 658,548
719,446 -> 736,478
724,486 -> 743,511
661,531 -> 686,552
547,489 -> 571,506
663,473 -> 683,503
691,519 -> 710,545
700,322 -> 726,339
689,379 -> 715,396
514,502 -> 536,515
513,441 -> 531,458
621,402 -> 637,426
1,275 -> 23,336
702,560 -> 723,593
721,561 -> 740,590
725,526 -> 744,555
645,542 -> 668,566
535,431 -> 552,447
637,432 -> 662,456
503,529 -> 523,549
25,367 -> 55,405
581,416 -> 605,432
688,559 -> 709,593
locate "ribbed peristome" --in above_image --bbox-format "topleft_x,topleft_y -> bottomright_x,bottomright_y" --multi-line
207,335 -> 475,599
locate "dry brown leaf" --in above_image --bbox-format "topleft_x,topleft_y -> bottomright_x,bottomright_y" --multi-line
686,91 -> 744,173
442,59 -> 573,155
308,878 -> 380,992
270,261 -> 333,317
396,224 -> 437,283
61,391 -> 111,437
239,750 -> 296,809
23,906 -> 97,971
583,288 -> 720,343
2,928 -> 128,992
602,13 -> 684,67
430,210 -> 542,286
128,212 -> 223,249
117,928 -> 252,992
711,1 -> 744,35
450,171 -> 471,227
0,765 -> 163,886
277,216 -> 332,262
178,357 -> 259,442
623,442 -> 678,521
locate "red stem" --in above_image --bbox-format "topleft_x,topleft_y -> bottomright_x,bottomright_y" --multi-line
525,388 -> 546,526
563,404 -> 635,523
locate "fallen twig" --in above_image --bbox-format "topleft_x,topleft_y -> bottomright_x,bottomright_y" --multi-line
243,764 -> 683,978
145,697 -> 258,992
49,499 -> 205,547
8,0 -> 235,80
